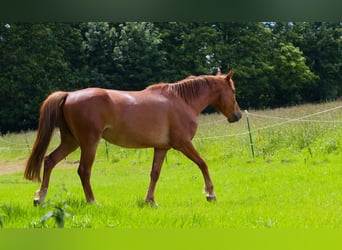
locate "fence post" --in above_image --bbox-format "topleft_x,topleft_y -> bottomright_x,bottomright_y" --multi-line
245,110 -> 255,160
24,136 -> 31,153
105,140 -> 109,161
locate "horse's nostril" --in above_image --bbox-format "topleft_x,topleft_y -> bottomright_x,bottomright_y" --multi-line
236,111 -> 242,120
228,111 -> 242,123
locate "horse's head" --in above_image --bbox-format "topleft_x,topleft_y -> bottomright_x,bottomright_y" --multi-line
211,70 -> 242,123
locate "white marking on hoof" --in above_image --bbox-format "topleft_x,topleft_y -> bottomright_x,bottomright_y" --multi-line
88,200 -> 101,206
33,189 -> 47,206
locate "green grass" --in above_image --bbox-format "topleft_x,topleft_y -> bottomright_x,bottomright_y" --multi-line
0,101 -> 341,228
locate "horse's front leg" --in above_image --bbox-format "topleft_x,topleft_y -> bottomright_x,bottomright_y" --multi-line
177,141 -> 216,202
145,148 -> 168,206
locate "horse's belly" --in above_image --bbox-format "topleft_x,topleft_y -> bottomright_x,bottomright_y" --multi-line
102,124 -> 170,149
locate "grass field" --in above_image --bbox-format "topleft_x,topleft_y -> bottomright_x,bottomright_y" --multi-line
0,101 -> 341,228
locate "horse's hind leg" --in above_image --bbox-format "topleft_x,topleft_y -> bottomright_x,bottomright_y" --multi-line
77,137 -> 101,204
145,148 -> 168,206
34,131 -> 79,205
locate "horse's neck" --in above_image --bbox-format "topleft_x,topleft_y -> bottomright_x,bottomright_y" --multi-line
187,87 -> 216,115
166,78 -> 219,115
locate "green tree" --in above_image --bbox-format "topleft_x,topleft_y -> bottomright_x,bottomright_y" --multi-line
300,22 -> 342,100
215,22 -> 276,108
112,22 -> 166,89
156,22 -> 222,81
0,23 -> 70,133
49,23 -> 90,90
270,42 -> 319,106
82,22 -> 116,88
269,22 -> 342,101
216,22 -> 319,108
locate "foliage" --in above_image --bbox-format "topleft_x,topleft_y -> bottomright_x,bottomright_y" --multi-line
156,22 -> 222,80
38,187 -> 73,228
270,42 -> 319,106
1,22 -> 341,133
270,22 -> 342,101
112,22 -> 166,89
0,23 -> 68,132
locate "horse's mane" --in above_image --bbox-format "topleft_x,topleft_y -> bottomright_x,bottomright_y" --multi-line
147,76 -> 214,103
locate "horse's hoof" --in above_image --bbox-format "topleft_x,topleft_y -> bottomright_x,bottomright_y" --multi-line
88,200 -> 101,206
151,202 -> 159,208
145,200 -> 159,208
206,194 -> 217,202
33,199 -> 41,206
33,189 -> 48,206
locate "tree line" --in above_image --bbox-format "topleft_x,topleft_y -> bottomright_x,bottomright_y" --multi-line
0,22 -> 341,133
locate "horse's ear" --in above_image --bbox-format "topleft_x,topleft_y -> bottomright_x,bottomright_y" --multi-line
226,69 -> 233,80
216,68 -> 222,76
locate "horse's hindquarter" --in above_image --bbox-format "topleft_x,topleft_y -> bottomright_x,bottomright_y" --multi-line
63,88 -> 113,143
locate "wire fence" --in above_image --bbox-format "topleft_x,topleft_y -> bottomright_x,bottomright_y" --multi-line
195,105 -> 342,141
1,105 -> 341,153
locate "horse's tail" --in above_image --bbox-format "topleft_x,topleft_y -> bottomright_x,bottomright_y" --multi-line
24,91 -> 69,182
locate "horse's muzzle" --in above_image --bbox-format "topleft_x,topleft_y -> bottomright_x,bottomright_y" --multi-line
228,111 -> 242,123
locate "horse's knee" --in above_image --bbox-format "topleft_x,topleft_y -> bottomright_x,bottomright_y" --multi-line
78,166 -> 86,175
150,169 -> 160,182
78,165 -> 91,179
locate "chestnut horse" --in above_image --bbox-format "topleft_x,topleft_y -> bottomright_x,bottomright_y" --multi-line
24,70 -> 242,205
